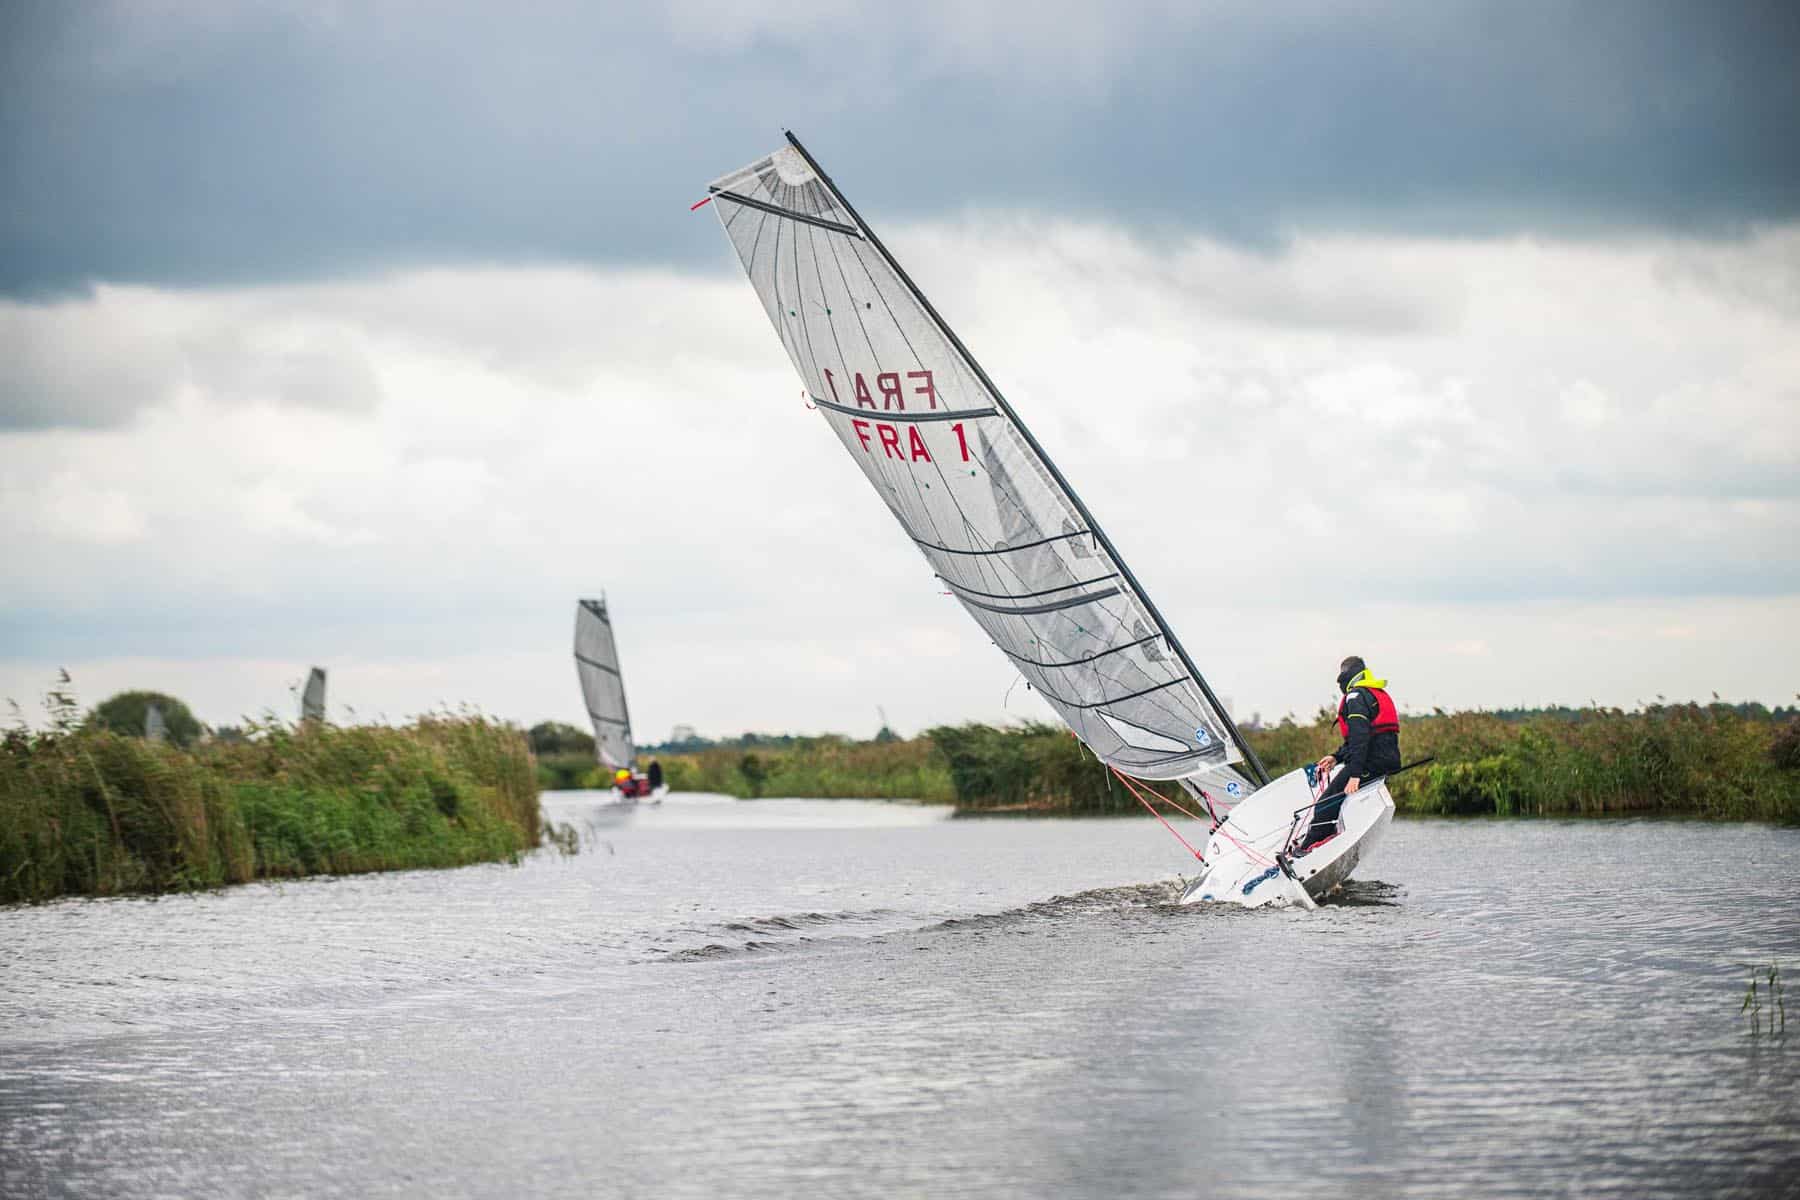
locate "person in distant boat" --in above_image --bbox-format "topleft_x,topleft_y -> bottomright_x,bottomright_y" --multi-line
614,767 -> 634,796
646,759 -> 663,791
1301,656 -> 1402,851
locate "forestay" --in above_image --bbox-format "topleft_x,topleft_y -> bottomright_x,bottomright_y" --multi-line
574,598 -> 635,769
708,135 -> 1264,803
301,667 -> 327,723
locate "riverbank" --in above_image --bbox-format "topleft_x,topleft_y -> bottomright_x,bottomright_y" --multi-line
0,715 -> 540,904
659,704 -> 1800,823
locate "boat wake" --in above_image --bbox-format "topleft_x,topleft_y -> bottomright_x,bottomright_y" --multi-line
648,878 -> 1404,963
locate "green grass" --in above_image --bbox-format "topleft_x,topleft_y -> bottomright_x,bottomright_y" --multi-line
1,714 -> 541,904
642,705 -> 1800,823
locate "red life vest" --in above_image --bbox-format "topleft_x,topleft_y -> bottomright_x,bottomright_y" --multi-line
1336,686 -> 1400,738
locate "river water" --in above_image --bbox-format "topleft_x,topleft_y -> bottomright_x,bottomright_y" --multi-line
2,792 -> 1797,1198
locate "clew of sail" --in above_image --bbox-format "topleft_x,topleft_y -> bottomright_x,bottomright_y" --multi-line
301,667 -> 327,722
574,598 -> 634,770
708,136 -> 1265,806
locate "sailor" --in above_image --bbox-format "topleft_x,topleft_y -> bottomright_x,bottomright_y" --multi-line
646,759 -> 664,791
614,767 -> 634,796
1303,656 -> 1402,851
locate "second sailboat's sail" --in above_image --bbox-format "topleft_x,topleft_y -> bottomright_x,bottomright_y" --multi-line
574,598 -> 635,769
709,137 -> 1262,800
301,667 -> 327,723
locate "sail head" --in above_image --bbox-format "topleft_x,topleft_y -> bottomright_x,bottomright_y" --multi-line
574,598 -> 635,769
709,139 -> 1254,790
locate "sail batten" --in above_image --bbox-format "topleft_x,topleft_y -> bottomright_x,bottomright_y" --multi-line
710,135 -> 1266,794
574,598 -> 634,768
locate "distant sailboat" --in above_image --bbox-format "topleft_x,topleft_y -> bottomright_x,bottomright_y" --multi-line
300,667 -> 327,723
705,134 -> 1394,906
573,598 -> 662,800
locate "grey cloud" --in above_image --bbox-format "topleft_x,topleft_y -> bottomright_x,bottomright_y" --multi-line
2,0 -> 1798,296
0,291 -> 383,429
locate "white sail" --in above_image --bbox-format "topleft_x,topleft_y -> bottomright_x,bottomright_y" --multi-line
300,667 -> 327,722
144,703 -> 167,743
708,136 -> 1265,805
574,598 -> 634,770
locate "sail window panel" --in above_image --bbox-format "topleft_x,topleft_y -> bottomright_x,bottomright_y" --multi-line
574,599 -> 635,769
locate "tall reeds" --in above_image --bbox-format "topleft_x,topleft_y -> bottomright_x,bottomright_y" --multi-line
1,714 -> 540,904
658,734 -> 956,802
634,704 -> 1800,823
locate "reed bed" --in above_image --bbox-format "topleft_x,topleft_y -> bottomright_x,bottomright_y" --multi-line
1,715 -> 540,905
659,735 -> 956,802
649,705 -> 1800,823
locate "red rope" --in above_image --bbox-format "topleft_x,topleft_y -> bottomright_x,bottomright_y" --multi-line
1109,767 -> 1205,862
689,196 -> 713,212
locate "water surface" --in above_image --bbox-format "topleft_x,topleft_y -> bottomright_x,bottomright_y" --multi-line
2,792 -> 1797,1198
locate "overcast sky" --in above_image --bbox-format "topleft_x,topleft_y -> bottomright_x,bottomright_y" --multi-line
3,1 -> 1797,739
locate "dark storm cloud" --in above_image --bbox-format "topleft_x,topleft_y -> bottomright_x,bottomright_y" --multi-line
2,0 -> 1797,296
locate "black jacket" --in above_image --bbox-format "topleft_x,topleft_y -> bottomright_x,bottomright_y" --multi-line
1332,688 -> 1402,779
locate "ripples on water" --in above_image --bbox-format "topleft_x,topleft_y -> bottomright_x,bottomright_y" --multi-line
1,792 -> 1797,1199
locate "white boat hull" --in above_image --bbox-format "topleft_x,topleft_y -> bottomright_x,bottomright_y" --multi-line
1180,766 -> 1394,908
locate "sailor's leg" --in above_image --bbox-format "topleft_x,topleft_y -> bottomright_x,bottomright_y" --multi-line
1303,767 -> 1352,846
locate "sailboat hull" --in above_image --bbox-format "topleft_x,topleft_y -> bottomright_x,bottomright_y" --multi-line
1180,768 -> 1394,908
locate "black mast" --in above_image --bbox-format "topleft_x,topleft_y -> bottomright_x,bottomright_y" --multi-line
782,131 -> 1270,787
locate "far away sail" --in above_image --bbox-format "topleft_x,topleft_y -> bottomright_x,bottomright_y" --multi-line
574,598 -> 635,769
301,668 -> 327,722
707,135 -> 1266,807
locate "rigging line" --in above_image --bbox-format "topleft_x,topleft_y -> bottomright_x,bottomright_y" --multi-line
1213,817 -> 1276,869
785,131 -> 1269,788
936,572 -> 1120,602
1146,782 -> 1212,827
708,187 -> 862,237
1110,767 -> 1204,863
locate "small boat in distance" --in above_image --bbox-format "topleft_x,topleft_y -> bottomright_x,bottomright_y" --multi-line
704,134 -> 1391,905
573,597 -> 664,801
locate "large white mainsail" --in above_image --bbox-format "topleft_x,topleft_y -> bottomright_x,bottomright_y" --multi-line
300,667 -> 327,723
707,134 -> 1268,810
574,598 -> 635,770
